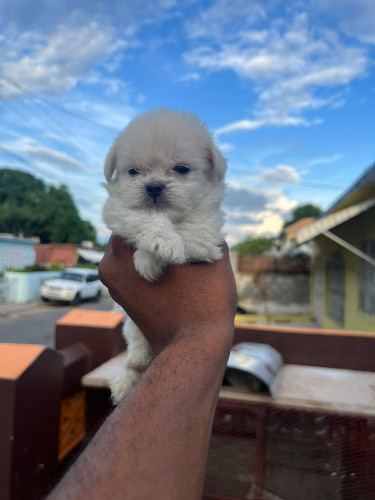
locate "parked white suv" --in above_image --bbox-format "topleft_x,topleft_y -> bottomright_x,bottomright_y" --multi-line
40,268 -> 103,305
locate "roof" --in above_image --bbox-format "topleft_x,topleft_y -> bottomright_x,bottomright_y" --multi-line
295,161 -> 375,245
76,248 -> 104,264
284,218 -> 315,234
297,198 -> 375,245
0,233 -> 40,245
326,161 -> 375,215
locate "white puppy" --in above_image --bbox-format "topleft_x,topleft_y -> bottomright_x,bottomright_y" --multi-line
102,109 -> 227,403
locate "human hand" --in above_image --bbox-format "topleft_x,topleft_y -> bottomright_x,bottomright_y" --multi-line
99,235 -> 237,354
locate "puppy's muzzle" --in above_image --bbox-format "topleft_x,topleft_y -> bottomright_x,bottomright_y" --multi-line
145,183 -> 165,202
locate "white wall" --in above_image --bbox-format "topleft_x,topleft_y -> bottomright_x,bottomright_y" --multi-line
5,271 -> 60,303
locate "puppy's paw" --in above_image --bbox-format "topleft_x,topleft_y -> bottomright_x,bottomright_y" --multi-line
110,368 -> 140,404
207,244 -> 223,261
187,242 -> 223,263
133,248 -> 163,281
152,234 -> 186,264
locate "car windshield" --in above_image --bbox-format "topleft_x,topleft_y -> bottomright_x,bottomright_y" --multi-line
60,272 -> 84,283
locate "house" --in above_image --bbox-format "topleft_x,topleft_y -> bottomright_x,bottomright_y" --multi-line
35,243 -> 77,267
296,162 -> 375,332
0,234 -> 40,271
35,242 -> 104,267
283,217 -> 315,242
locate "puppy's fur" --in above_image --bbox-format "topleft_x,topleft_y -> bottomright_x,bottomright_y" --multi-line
102,109 -> 227,403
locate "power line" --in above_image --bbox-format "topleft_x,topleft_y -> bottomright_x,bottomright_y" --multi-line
0,145 -> 39,169
1,74 -> 346,192
1,74 -> 119,134
0,146 -> 52,181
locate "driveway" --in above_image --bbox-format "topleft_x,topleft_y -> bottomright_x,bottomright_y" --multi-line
0,296 -> 116,348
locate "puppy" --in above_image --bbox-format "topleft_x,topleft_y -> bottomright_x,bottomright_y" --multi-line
102,109 -> 227,403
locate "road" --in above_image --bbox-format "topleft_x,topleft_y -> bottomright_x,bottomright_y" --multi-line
0,296 -> 115,348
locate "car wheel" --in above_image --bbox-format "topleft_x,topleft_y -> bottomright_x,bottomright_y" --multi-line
71,293 -> 81,306
41,297 -> 49,303
94,289 -> 102,302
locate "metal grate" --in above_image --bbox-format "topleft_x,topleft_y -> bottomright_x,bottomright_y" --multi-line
327,251 -> 345,326
359,240 -> 375,315
204,400 -> 375,500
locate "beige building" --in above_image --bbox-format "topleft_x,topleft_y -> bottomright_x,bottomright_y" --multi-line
297,162 -> 375,332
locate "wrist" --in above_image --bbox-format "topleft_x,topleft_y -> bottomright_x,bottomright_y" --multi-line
169,320 -> 234,360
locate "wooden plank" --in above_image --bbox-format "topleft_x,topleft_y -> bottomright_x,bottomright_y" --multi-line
220,364 -> 375,416
56,309 -> 124,329
0,343 -> 45,380
81,352 -> 126,388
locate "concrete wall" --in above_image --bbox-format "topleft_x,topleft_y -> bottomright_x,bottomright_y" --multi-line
0,240 -> 36,271
5,271 -> 61,303
231,252 -> 311,316
311,206 -> 375,332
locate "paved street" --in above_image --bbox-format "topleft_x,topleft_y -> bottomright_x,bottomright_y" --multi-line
0,295 -> 115,348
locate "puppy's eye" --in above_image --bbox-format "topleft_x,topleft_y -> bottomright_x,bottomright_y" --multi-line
128,168 -> 139,176
173,165 -> 190,175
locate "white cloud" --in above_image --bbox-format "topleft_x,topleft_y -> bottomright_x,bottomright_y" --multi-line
186,9 -> 370,133
246,212 -> 285,236
265,192 -> 299,214
316,0 -> 375,45
224,210 -> 286,244
224,185 -> 269,211
306,154 -> 343,167
258,164 -> 300,184
65,99 -> 135,132
8,138 -> 92,173
215,116 -> 309,135
217,141 -> 234,153
178,72 -> 201,82
0,23 -> 126,99
186,0 -> 266,42
223,181 -> 299,242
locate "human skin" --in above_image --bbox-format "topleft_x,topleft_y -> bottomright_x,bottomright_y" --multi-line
48,235 -> 237,500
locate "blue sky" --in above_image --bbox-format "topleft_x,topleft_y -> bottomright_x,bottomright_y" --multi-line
0,0 -> 374,244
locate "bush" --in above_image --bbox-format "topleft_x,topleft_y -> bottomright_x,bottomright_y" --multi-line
48,263 -> 65,271
8,264 -> 47,272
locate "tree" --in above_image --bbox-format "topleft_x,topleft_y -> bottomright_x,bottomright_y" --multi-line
283,203 -> 322,228
232,236 -> 276,255
0,168 -> 97,244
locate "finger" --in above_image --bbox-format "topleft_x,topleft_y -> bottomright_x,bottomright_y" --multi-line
110,235 -> 134,258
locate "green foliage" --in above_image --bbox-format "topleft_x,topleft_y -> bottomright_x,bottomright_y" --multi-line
232,237 -> 276,255
74,263 -> 98,270
48,263 -> 65,271
283,203 -> 322,228
8,264 -> 47,273
0,168 -> 96,244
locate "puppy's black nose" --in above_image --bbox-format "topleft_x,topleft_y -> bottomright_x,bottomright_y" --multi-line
146,183 -> 164,201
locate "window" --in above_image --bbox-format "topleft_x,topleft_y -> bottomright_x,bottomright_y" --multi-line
87,274 -> 99,282
327,251 -> 345,326
359,239 -> 375,315
60,272 -> 84,283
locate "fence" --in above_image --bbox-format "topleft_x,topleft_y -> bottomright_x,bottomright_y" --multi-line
204,400 -> 375,500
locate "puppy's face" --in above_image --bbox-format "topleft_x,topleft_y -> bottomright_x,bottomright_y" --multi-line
104,109 -> 226,219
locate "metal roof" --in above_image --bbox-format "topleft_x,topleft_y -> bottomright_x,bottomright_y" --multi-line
296,198 -> 375,245
325,162 -> 375,214
76,248 -> 104,264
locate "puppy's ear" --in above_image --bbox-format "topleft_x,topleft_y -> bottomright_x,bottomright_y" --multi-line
208,144 -> 227,181
104,144 -> 117,182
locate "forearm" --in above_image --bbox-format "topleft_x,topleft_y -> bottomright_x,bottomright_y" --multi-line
49,323 -> 233,500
